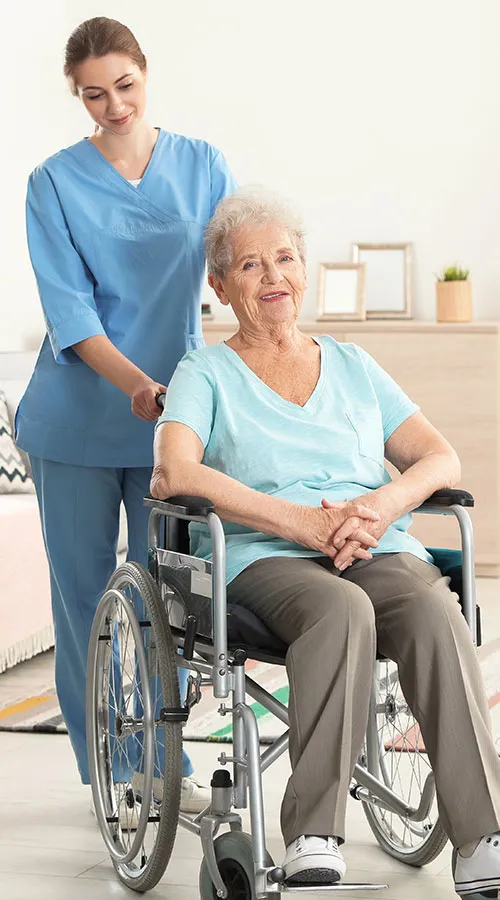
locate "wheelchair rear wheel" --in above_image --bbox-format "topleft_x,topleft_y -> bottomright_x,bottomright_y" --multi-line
86,562 -> 182,892
360,658 -> 448,866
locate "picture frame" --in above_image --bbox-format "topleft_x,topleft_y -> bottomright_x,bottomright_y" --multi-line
316,262 -> 366,321
351,243 -> 412,319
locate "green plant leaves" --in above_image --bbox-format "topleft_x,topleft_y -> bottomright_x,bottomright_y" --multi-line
437,265 -> 470,281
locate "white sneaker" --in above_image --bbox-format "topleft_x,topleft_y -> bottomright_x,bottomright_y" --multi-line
90,786 -> 140,831
454,833 -> 500,895
180,775 -> 211,814
131,772 -> 164,803
283,835 -> 346,886
131,772 -> 211,814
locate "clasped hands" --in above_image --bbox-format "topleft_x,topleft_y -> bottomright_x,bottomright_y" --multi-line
296,493 -> 396,572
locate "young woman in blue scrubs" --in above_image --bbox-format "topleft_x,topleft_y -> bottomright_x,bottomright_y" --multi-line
16,16 -> 236,813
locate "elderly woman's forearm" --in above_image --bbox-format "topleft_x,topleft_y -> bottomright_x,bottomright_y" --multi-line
151,459 -> 301,540
380,449 -> 461,519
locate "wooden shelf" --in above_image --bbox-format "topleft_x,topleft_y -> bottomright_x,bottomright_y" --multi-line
203,319 -> 500,334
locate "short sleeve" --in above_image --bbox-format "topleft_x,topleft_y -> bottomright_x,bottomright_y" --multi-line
26,167 -> 106,366
156,352 -> 215,448
209,149 -> 238,217
357,346 -> 420,442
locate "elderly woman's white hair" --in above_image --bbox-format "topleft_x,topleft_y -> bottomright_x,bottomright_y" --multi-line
205,186 -> 307,279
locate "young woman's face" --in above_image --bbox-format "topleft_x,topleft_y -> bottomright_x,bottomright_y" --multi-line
75,53 -> 147,135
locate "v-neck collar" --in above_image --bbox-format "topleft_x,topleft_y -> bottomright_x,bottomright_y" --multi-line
68,130 -> 185,228
80,127 -> 164,194
221,336 -> 327,412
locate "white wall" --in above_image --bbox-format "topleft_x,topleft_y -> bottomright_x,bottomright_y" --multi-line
2,0 -> 500,348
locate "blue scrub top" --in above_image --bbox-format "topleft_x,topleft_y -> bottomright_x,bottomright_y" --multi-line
16,129 -> 236,467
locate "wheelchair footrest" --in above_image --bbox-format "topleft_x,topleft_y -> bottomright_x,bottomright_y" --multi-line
277,884 -> 387,893
461,893 -> 499,900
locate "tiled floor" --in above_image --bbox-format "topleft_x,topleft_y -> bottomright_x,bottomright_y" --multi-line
0,732 -> 458,899
0,577 -> 499,899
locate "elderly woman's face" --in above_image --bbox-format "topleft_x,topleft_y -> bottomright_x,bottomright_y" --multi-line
211,224 -> 307,326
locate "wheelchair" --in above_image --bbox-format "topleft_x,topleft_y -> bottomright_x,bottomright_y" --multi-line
86,487 -> 484,898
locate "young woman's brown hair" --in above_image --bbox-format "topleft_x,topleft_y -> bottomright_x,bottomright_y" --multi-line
64,16 -> 146,95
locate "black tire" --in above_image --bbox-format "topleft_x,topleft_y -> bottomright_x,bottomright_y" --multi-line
87,562 -> 182,892
199,832 -> 274,900
361,658 -> 448,867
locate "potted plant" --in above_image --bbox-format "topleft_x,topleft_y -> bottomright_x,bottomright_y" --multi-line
436,265 -> 473,323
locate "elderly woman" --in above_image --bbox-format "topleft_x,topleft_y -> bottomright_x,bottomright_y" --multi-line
152,189 -> 500,893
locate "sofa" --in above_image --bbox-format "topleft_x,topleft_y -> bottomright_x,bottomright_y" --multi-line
0,350 -> 53,672
0,349 -> 127,672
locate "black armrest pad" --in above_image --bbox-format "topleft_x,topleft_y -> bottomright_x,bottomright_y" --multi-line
154,494 -> 215,517
418,489 -> 474,509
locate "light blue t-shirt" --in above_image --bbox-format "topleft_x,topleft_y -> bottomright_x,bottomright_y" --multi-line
158,336 -> 432,583
16,130 -> 236,467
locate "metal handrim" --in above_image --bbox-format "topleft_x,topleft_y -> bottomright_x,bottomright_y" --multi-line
87,587 -> 155,864
87,561 -> 183,892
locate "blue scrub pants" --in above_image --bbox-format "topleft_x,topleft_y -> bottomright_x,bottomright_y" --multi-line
29,457 -> 193,784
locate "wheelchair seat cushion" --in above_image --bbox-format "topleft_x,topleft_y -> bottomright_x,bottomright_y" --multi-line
227,603 -> 288,655
427,548 -> 463,596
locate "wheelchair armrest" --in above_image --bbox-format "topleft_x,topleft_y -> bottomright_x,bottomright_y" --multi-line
416,489 -> 474,510
144,493 -> 215,518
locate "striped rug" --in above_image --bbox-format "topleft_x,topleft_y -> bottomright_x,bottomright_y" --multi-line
0,658 -> 289,742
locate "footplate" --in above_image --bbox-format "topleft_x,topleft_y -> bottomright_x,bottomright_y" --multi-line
459,893 -> 499,899
273,883 -> 387,893
260,869 -> 387,895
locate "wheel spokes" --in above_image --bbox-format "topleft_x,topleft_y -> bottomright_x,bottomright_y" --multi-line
370,660 -> 438,852
96,591 -> 161,866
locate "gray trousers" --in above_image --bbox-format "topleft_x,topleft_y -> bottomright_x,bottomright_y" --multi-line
227,552 -> 500,848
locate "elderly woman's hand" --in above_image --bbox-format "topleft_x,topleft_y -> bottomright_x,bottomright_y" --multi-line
293,502 -> 380,566
323,489 -> 400,570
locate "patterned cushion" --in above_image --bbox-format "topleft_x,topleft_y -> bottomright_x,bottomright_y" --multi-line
0,391 -> 34,494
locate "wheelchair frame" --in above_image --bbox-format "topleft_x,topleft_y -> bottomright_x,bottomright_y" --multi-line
141,488 -> 476,898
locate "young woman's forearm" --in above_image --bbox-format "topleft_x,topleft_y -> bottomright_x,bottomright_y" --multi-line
73,335 -> 152,397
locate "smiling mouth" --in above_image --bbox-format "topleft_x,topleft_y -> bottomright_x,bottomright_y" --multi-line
110,113 -> 132,125
259,291 -> 290,302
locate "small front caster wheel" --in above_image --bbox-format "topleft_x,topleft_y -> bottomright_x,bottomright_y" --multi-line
199,832 -> 274,900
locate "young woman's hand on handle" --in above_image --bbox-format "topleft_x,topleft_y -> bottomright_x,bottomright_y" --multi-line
131,381 -> 167,422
